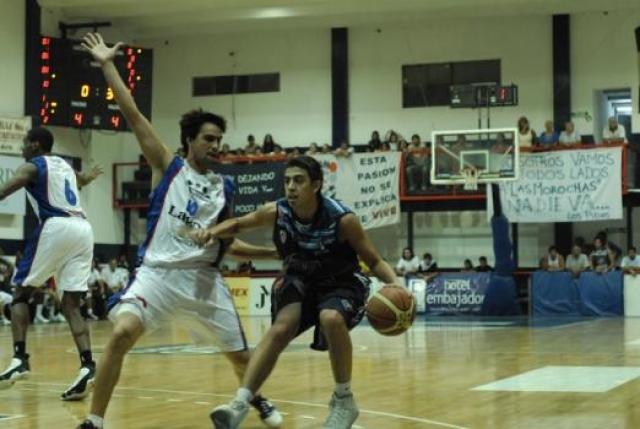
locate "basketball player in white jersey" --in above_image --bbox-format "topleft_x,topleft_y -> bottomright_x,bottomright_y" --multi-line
0,127 -> 103,400
77,33 -> 282,429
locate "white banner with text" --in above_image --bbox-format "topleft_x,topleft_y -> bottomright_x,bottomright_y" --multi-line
490,147 -> 622,223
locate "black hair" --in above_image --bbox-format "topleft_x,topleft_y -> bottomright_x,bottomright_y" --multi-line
179,109 -> 227,155
479,256 -> 487,262
423,252 -> 432,259
549,245 -> 557,252
402,247 -> 414,259
630,246 -> 637,252
286,156 -> 323,192
26,127 -> 54,152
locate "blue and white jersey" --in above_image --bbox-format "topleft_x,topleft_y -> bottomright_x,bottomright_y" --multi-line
138,156 -> 234,269
27,155 -> 85,222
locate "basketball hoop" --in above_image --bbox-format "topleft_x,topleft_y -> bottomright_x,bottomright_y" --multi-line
461,168 -> 479,191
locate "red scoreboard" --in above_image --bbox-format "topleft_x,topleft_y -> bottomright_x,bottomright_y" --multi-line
37,36 -> 153,131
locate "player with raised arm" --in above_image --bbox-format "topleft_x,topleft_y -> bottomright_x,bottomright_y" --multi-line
190,155 -> 400,429
76,33 -> 282,429
0,127 -> 103,401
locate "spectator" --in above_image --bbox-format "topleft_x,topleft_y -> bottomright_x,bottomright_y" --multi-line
379,141 -> 391,152
602,117 -> 627,143
419,252 -> 438,273
306,142 -> 320,155
621,247 -> 640,276
461,259 -> 474,273
384,130 -> 404,151
0,249 -> 13,326
287,147 -> 302,159
335,140 -> 353,157
117,254 -> 130,271
367,131 -> 382,152
517,116 -> 537,148
596,230 -> 622,267
559,121 -> 582,146
538,120 -> 559,147
101,258 -> 129,296
395,247 -> 420,276
86,259 -> 105,320
262,134 -> 276,153
565,244 -> 590,277
406,134 -> 429,192
476,256 -> 493,272
590,237 -> 612,273
271,144 -> 284,157
321,143 -> 332,154
245,134 -> 257,152
397,140 -> 409,153
543,246 -> 565,271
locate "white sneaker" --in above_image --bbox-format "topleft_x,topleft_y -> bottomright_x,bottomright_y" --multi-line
0,318 -> 10,326
35,314 -> 50,324
210,399 -> 250,429
61,365 -> 95,401
87,312 -> 98,321
0,356 -> 30,389
322,393 -> 359,429
53,313 -> 66,323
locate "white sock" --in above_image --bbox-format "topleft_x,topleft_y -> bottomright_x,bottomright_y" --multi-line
335,382 -> 351,397
87,414 -> 104,428
35,304 -> 44,318
235,387 -> 253,404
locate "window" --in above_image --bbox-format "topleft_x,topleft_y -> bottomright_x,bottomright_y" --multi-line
402,60 -> 501,107
193,73 -> 280,96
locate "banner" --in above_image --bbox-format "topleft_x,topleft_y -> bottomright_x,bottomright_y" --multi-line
0,155 -> 26,215
315,153 -> 401,229
216,162 -> 285,217
249,277 -> 275,316
226,277 -> 250,316
424,273 -> 490,315
0,117 -> 31,156
490,147 -> 622,222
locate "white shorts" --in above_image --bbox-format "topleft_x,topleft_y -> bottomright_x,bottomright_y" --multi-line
109,265 -> 247,352
0,290 -> 12,305
12,216 -> 93,293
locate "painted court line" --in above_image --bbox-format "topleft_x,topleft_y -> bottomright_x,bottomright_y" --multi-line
23,382 -> 470,429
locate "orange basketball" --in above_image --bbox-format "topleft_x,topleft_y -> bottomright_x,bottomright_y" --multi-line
366,286 -> 416,336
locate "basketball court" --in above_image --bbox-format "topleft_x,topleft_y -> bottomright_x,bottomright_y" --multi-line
2,316 -> 640,428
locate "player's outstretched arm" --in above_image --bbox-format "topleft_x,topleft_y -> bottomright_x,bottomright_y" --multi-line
227,238 -> 280,261
0,163 -> 37,201
190,202 -> 278,246
340,213 -> 400,286
75,165 -> 104,189
81,33 -> 172,173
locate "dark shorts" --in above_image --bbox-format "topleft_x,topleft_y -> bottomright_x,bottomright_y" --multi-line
271,272 -> 371,348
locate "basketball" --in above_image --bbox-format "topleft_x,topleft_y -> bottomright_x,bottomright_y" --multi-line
366,286 -> 416,336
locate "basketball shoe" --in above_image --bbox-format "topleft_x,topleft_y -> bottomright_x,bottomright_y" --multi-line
250,395 -> 283,427
76,420 -> 99,429
61,364 -> 95,401
0,354 -> 30,389
210,399 -> 249,429
322,392 -> 359,429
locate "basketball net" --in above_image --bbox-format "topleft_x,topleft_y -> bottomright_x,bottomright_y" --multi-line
461,168 -> 479,191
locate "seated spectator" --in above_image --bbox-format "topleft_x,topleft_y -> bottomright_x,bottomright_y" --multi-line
379,141 -> 391,152
565,244 -> 589,277
419,252 -> 438,273
0,249 -> 13,326
245,134 -> 257,152
262,134 -> 276,153
602,117 -> 627,143
596,230 -> 622,267
101,258 -> 129,295
398,140 -> 409,153
335,141 -> 353,157
367,131 -> 382,152
621,247 -> 640,276
538,120 -> 559,147
543,246 -> 565,271
475,256 -> 493,272
384,129 -> 404,151
517,116 -> 537,148
306,142 -> 320,155
461,259 -> 475,273
559,121 -> 581,146
271,144 -> 285,157
590,237 -> 612,273
321,143 -> 332,154
395,247 -> 420,276
86,258 -> 106,320
405,134 -> 429,192
287,147 -> 302,159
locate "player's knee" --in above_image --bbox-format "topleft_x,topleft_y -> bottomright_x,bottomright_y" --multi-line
319,309 -> 346,332
269,321 -> 296,346
110,324 -> 139,353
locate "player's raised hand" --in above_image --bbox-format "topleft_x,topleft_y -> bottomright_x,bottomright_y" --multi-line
81,33 -> 123,65
88,165 -> 104,180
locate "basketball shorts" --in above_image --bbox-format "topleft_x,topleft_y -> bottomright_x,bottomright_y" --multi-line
12,216 -> 93,294
271,271 -> 371,340
109,265 -> 247,352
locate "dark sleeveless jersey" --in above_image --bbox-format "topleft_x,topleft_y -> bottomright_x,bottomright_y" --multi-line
273,196 -> 360,279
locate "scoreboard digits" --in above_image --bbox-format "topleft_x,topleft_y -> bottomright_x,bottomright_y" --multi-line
37,36 -> 153,131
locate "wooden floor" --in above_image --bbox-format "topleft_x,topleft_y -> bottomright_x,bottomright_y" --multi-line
1,316 -> 640,428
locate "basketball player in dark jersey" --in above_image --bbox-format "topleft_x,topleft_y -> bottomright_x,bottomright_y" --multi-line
189,156 -> 400,429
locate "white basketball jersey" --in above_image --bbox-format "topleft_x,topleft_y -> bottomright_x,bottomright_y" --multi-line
138,156 -> 233,268
27,155 -> 85,222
